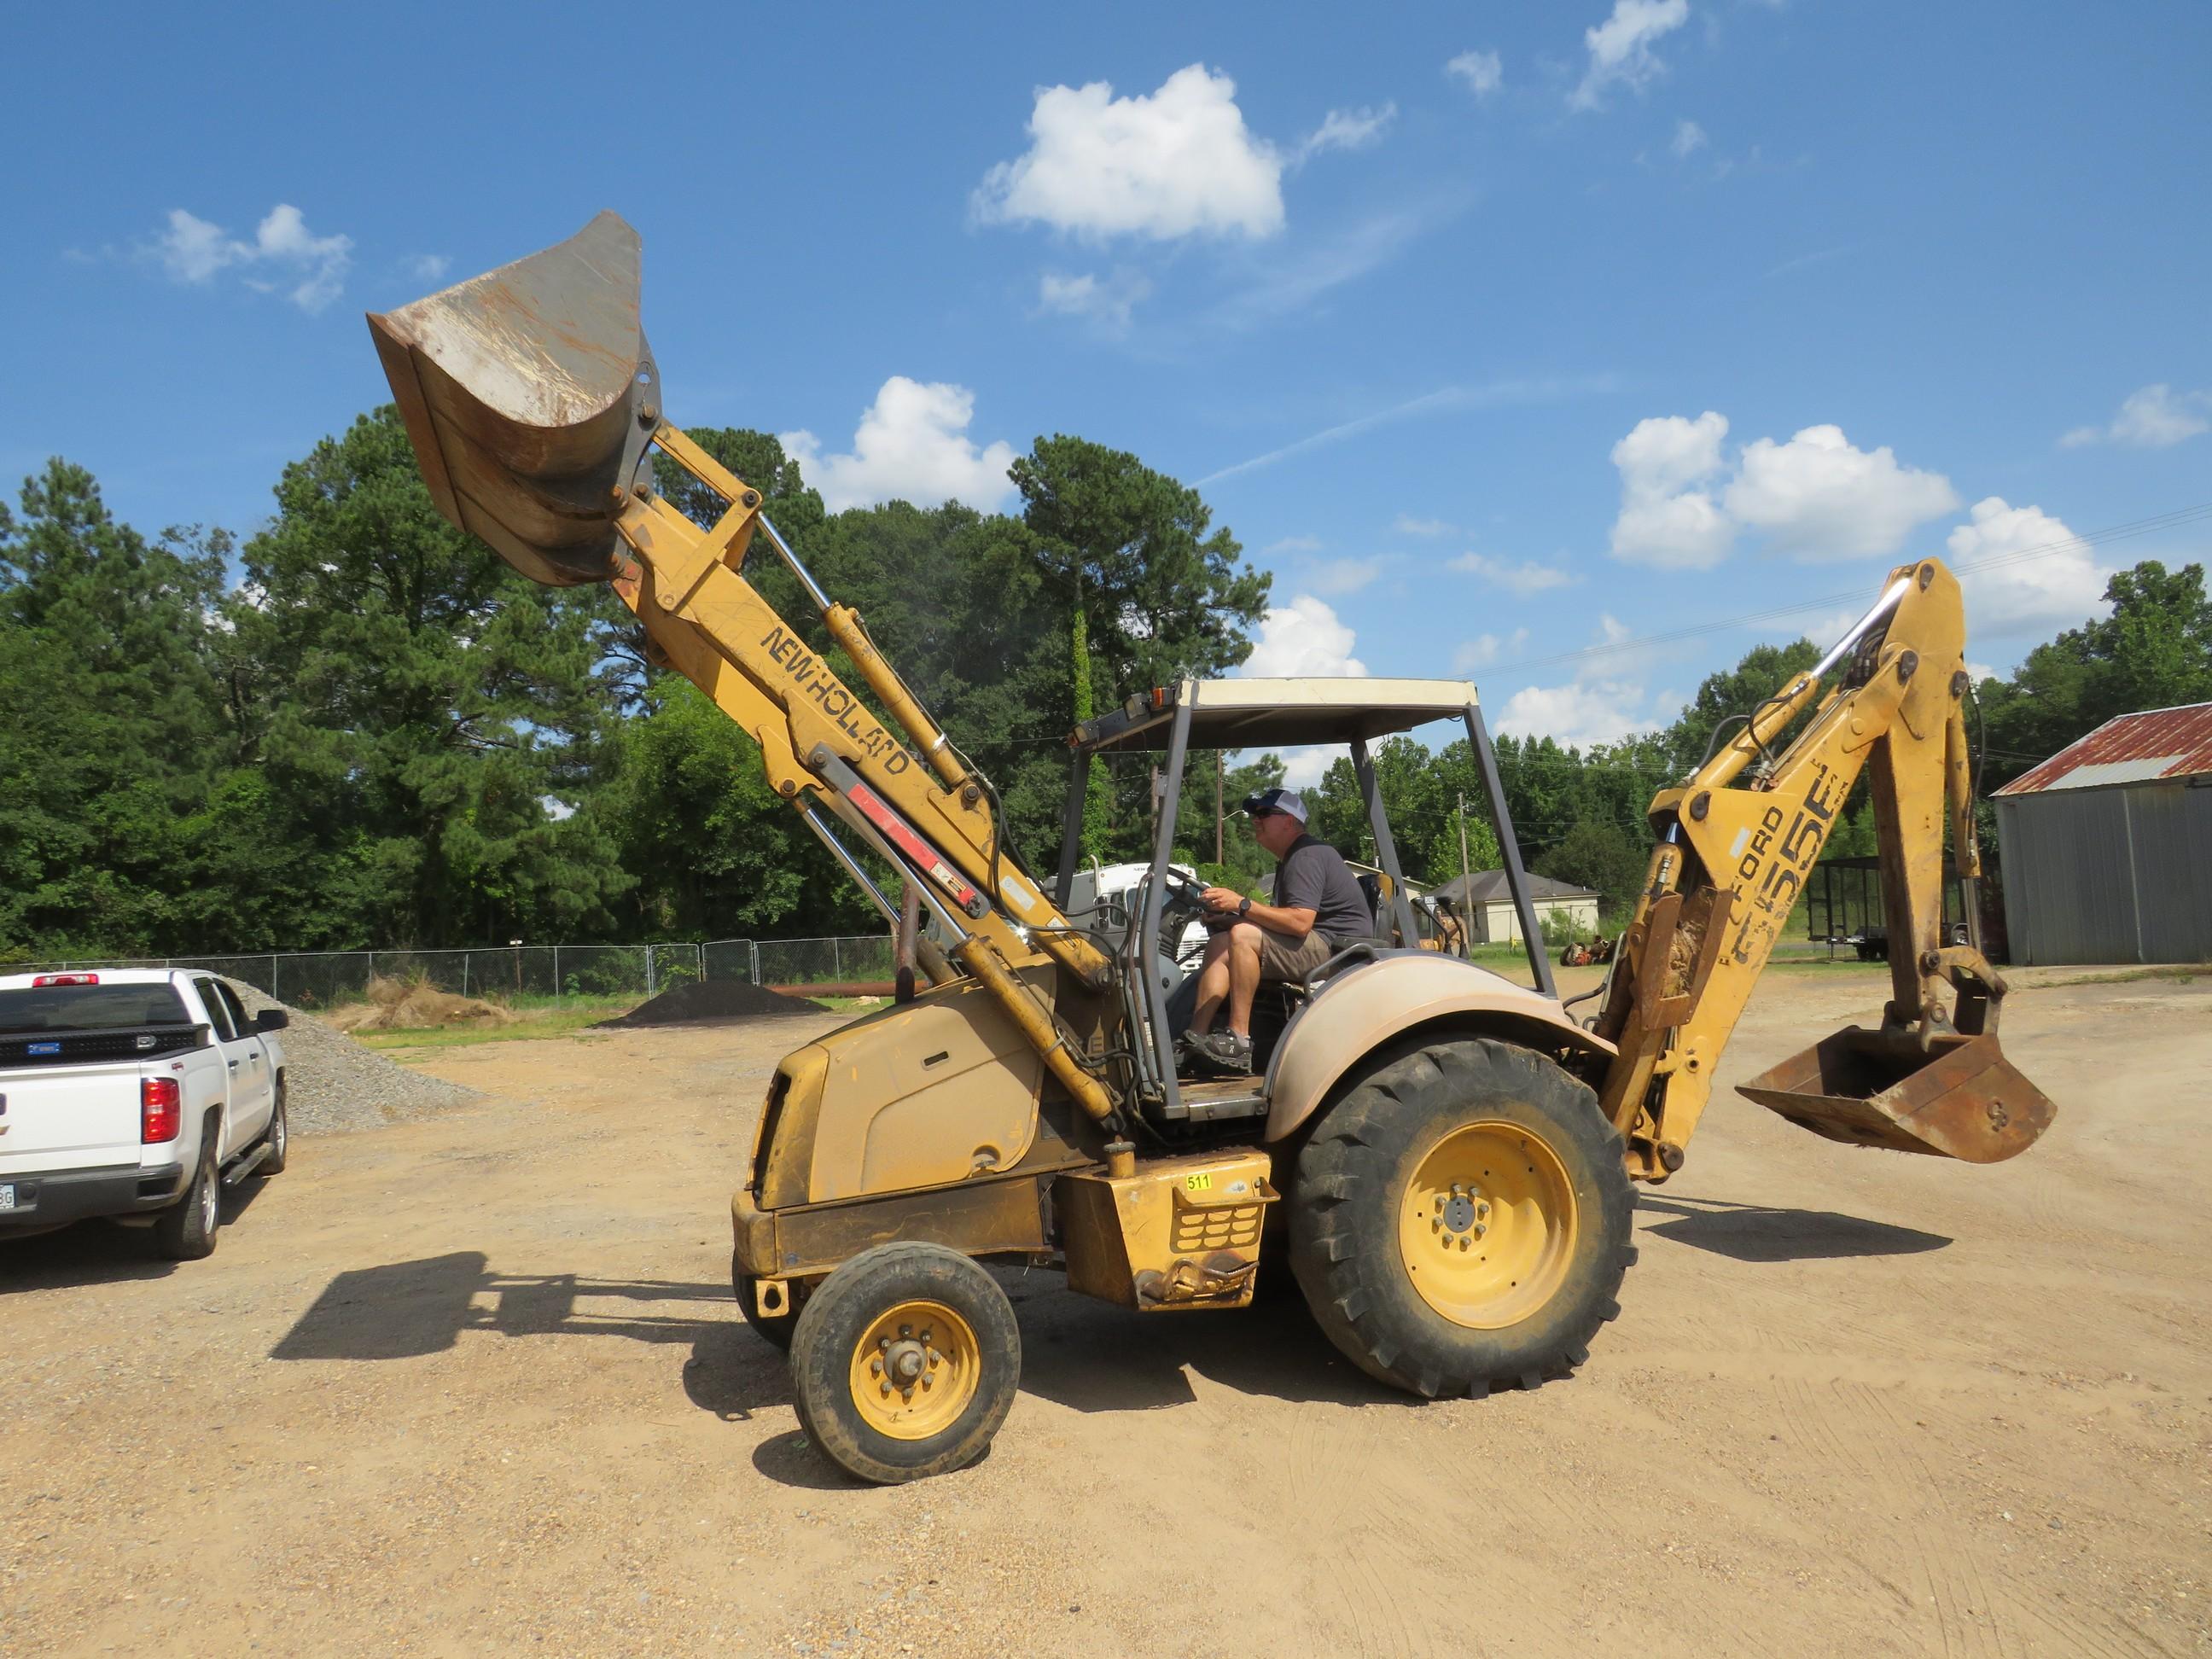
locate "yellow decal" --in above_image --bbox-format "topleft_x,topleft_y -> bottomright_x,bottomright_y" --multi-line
1185,1172 -> 1214,1191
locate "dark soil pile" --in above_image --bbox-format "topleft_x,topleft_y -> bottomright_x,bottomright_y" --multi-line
594,979 -> 831,1028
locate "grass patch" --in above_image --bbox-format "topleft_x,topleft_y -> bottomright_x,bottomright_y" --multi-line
2020,963 -> 2212,989
350,994 -> 640,1051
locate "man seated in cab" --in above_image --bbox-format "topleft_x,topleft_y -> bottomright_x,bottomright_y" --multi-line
1183,788 -> 1374,1076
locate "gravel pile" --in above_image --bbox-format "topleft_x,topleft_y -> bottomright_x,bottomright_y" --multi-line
593,978 -> 829,1027
228,981 -> 480,1135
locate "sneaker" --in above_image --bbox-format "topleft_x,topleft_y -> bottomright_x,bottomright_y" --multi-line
1187,1029 -> 1254,1077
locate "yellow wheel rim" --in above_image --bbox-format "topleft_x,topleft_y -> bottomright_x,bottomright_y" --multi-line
847,1299 -> 981,1441
1397,1121 -> 1579,1330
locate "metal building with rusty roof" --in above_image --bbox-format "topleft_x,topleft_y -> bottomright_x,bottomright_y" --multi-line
1990,701 -> 2212,964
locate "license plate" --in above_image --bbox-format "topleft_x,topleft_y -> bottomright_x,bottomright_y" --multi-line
0,1185 -> 14,1211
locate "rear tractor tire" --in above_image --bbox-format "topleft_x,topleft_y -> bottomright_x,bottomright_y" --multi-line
1288,1036 -> 1635,1399
788,1242 -> 1020,1485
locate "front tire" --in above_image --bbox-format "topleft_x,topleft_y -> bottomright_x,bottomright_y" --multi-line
154,1130 -> 221,1261
1288,1036 -> 1634,1398
788,1242 -> 1020,1485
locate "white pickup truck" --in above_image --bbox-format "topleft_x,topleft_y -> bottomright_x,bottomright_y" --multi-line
0,969 -> 289,1258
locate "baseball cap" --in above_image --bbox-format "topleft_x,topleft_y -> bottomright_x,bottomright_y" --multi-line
1239,786 -> 1307,824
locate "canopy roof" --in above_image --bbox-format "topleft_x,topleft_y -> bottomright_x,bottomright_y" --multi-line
1074,677 -> 1480,754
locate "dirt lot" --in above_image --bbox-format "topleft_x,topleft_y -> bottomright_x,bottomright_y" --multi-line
5,966 -> 2209,1657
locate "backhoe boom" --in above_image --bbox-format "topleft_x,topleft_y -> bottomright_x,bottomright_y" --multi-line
1592,558 -> 2054,1180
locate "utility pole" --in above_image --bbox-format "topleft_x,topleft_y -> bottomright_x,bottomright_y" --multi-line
1215,751 -> 1224,863
1456,794 -> 1475,959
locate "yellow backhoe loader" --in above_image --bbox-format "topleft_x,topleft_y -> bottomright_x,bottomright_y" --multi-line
369,213 -> 2055,1484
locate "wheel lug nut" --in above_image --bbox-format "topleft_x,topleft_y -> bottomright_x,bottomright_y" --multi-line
920,1330 -> 933,1343
922,1376 -> 933,1390
870,1359 -> 882,1375
880,1382 -> 891,1396
879,1337 -> 891,1350
899,1324 -> 912,1338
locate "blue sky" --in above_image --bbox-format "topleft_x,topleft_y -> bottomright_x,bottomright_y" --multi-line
7,2 -> 2209,779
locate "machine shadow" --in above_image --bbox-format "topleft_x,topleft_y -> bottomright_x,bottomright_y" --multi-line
1000,1266 -> 1406,1416
271,1251 -> 794,1421
1638,1193 -> 1951,1262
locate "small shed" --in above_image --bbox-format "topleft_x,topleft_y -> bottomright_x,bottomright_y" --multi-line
1990,701 -> 2212,965
1429,870 -> 1601,945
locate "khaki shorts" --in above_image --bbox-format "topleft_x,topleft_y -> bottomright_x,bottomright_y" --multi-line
1255,926 -> 1336,984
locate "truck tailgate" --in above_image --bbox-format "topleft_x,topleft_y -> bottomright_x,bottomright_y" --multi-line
0,1064 -> 144,1172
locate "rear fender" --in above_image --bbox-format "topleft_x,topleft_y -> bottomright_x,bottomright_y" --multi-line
1262,953 -> 1615,1144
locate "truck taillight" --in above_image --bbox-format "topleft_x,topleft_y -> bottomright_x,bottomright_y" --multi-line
32,972 -> 99,987
141,1077 -> 181,1143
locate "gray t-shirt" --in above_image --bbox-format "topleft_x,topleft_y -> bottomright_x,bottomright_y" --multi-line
1275,835 -> 1375,945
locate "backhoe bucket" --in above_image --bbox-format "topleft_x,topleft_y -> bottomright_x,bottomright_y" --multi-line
1738,1027 -> 2054,1162
366,210 -> 652,587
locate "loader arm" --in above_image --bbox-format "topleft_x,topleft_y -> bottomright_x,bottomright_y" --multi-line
366,212 -> 1118,1127
1592,557 -> 2054,1181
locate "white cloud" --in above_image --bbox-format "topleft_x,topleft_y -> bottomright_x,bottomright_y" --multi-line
781,377 -> 1017,514
1570,0 -> 1691,111
2060,383 -> 2209,449
1723,424 -> 1959,561
405,253 -> 451,282
1394,513 -> 1455,537
1446,49 -> 1504,96
1305,556 -> 1387,596
1608,412 -> 1958,567
1671,119 -> 1708,157
1240,593 -> 1369,678
1608,411 -> 1735,568
1293,103 -> 1396,166
1496,679 -> 1658,747
974,64 -> 1284,242
1275,746 -> 1343,789
1945,497 -> 2111,639
1449,550 -> 1576,595
1453,627 -> 1528,673
1493,612 -> 1685,747
1037,268 -> 1152,329
154,204 -> 352,312
1263,534 -> 1323,556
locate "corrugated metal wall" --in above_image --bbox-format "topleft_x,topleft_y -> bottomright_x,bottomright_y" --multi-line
1995,780 -> 2212,963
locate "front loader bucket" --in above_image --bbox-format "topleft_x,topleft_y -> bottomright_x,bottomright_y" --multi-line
366,210 -> 652,587
1738,1027 -> 2054,1162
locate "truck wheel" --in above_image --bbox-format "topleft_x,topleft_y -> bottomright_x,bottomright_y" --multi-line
154,1131 -> 221,1261
732,1248 -> 805,1351
1288,1036 -> 1635,1398
259,1086 -> 289,1176
788,1242 -> 1020,1485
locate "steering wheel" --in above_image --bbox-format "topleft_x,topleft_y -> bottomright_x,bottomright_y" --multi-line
1161,870 -> 1211,912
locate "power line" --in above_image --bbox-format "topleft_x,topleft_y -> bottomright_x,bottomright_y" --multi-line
1484,501 -> 2212,678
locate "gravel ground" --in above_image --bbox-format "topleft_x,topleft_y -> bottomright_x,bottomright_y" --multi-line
228,980 -> 478,1135
3,971 -> 2205,1655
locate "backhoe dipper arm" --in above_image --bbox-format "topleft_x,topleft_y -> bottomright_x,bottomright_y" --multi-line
1591,558 -> 2052,1180
364,212 -> 1118,1128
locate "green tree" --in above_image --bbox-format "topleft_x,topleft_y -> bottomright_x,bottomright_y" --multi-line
1978,561 -> 2212,789
230,407 -> 630,947
1533,819 -> 1648,916
1013,436 -> 1270,861
0,462 -> 230,955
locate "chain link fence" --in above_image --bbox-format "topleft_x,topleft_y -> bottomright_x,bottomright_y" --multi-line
11,934 -> 896,1008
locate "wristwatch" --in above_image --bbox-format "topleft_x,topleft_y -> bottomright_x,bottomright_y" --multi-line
1237,897 -> 1251,917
